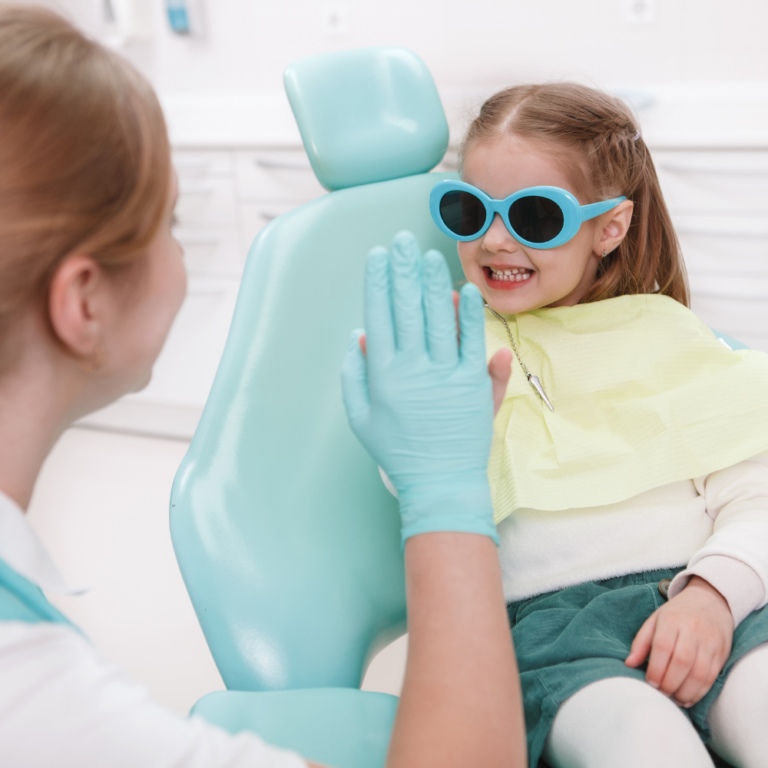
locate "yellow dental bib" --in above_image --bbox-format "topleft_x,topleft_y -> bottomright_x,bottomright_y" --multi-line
487,294 -> 768,525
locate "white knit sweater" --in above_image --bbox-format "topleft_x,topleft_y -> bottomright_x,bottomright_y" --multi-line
497,451 -> 768,627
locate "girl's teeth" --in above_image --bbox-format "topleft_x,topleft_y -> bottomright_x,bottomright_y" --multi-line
489,267 -> 532,282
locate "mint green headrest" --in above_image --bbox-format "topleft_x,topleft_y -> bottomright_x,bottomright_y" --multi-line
284,47 -> 449,191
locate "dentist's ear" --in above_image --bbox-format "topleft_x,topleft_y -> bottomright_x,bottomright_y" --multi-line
595,199 -> 634,258
48,254 -> 108,360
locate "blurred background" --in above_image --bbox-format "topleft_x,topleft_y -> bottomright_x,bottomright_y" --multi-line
19,0 -> 768,715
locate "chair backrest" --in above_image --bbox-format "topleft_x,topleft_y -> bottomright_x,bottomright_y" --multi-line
170,48 -> 460,692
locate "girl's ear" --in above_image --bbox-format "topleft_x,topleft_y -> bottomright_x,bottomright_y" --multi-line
48,254 -> 106,358
595,200 -> 634,257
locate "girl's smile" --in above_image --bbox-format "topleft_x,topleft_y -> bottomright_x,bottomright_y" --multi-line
485,265 -> 534,289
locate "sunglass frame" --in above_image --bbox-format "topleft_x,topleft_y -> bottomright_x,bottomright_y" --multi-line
429,179 -> 626,249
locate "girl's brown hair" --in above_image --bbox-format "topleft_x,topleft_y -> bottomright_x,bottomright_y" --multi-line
0,5 -> 171,359
461,83 -> 689,306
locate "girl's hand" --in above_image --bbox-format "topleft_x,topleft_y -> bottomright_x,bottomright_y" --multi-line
625,576 -> 734,707
359,291 -> 512,416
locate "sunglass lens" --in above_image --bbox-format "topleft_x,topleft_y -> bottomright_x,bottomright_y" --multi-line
508,196 -> 565,244
439,190 -> 486,237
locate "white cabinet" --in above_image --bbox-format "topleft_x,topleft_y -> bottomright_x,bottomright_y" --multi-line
655,151 -> 768,214
653,150 -> 768,353
234,150 -> 326,201
77,146 -> 325,439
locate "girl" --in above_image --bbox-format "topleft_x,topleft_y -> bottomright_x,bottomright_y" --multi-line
429,83 -> 768,768
0,5 -> 525,767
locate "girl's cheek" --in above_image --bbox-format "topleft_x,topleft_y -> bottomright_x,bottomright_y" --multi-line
457,242 -> 479,277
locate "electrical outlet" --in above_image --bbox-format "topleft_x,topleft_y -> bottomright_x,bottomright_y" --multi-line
101,0 -> 153,46
624,0 -> 655,24
321,4 -> 349,37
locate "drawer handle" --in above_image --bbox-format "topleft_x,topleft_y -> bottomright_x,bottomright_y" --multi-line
676,227 -> 768,239
693,290 -> 768,300
176,234 -> 222,246
254,157 -> 311,171
690,268 -> 768,279
660,162 -> 768,177
178,182 -> 216,195
174,162 -> 211,173
186,286 -> 229,296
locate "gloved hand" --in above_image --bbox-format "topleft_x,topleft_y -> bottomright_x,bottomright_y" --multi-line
341,231 -> 498,546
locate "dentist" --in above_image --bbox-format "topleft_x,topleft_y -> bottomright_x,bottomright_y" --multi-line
0,5 -> 525,767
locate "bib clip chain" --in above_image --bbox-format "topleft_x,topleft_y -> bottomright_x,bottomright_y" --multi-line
484,304 -> 555,412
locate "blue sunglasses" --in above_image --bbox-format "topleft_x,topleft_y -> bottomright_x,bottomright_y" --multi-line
429,180 -> 626,249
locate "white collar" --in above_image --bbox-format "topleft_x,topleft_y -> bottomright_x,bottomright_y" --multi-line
0,489 -> 87,595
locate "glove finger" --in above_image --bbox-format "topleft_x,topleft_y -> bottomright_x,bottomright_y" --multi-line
341,330 -> 371,426
422,249 -> 458,366
458,282 -> 488,369
364,247 -> 395,365
390,231 -> 425,355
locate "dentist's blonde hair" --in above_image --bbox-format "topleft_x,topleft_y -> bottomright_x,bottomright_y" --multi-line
461,83 -> 689,307
0,4 -> 171,365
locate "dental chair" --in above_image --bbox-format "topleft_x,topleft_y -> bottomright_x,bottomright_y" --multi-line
170,47 -> 459,768
170,48 -> 745,768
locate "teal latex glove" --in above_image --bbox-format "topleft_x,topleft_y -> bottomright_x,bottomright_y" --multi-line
341,231 -> 498,546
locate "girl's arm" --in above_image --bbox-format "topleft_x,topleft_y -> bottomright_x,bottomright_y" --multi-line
388,532 -> 525,768
626,451 -> 768,707
671,451 -> 768,623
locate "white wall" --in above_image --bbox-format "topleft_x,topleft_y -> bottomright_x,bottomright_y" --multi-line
27,0 -> 768,96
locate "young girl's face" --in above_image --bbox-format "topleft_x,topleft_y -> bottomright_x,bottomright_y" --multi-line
458,135 -> 602,314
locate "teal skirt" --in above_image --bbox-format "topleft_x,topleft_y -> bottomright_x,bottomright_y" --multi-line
507,567 -> 768,768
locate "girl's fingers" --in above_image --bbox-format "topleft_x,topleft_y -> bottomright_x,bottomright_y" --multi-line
689,654 -> 721,707
422,249 -> 458,366
680,641 -> 729,707
625,614 -> 655,668
390,231 -> 425,355
656,631 -> 695,697
364,247 -> 395,364
341,330 -> 370,424
358,333 -> 366,355
671,649 -> 712,706
644,621 -> 680,689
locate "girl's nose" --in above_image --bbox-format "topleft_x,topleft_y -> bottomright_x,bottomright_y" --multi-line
482,213 -> 519,253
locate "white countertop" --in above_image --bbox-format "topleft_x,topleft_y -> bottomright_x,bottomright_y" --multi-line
160,82 -> 768,150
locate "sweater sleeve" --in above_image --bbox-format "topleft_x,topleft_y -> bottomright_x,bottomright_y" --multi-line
668,452 -> 768,627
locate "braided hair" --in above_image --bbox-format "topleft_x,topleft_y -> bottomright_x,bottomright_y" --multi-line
460,83 -> 688,306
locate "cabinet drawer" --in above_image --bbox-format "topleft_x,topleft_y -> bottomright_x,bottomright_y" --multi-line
239,202 -> 302,253
691,292 -> 768,354
173,150 -> 233,178
235,150 -> 325,201
654,150 -> 768,214
689,274 -> 768,300
175,177 -> 238,227
127,277 -> 240,409
176,228 -> 242,277
675,214 -> 768,274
